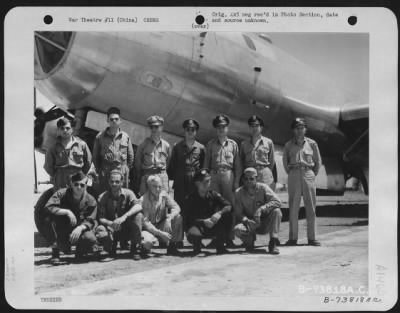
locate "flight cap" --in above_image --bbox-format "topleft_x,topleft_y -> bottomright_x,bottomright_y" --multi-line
182,118 -> 200,130
147,115 -> 164,126
291,117 -> 307,129
290,117 -> 307,129
248,115 -> 264,127
70,171 -> 87,183
212,114 -> 230,127
193,168 -> 211,182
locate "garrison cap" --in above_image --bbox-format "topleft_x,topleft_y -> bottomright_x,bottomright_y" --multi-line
107,107 -> 121,116
70,171 -> 87,183
147,115 -> 164,126
248,115 -> 264,127
193,168 -> 211,182
57,117 -> 74,128
212,114 -> 230,127
182,118 -> 200,130
291,117 -> 307,129
243,167 -> 258,176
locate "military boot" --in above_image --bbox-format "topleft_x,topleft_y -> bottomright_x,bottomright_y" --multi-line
192,241 -> 202,255
216,238 -> 228,255
268,238 -> 280,255
131,244 -> 141,261
167,242 -> 179,256
50,248 -> 62,265
308,239 -> 321,246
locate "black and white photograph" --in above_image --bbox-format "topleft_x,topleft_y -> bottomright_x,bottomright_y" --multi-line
4,7 -> 397,310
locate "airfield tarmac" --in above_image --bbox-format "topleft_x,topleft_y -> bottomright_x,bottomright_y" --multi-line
34,196 -> 368,297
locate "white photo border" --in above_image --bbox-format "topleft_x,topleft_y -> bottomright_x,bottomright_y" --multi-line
4,6 -> 398,310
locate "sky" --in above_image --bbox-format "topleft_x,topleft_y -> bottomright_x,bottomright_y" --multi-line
268,33 -> 369,104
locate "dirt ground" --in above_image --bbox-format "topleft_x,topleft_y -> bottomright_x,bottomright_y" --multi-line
35,214 -> 368,296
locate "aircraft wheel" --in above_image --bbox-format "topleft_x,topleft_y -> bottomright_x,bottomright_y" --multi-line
34,187 -> 56,244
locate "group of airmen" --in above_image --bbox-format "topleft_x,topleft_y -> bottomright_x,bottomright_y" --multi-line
42,107 -> 322,265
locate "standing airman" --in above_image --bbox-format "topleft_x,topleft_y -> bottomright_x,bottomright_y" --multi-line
134,115 -> 171,195
240,115 -> 276,189
204,114 -> 241,247
282,118 -> 322,246
204,115 -> 241,203
92,107 -> 134,194
168,118 -> 205,209
44,117 -> 92,191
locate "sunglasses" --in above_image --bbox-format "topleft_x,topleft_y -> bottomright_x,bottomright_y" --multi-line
185,127 -> 197,132
73,182 -> 86,188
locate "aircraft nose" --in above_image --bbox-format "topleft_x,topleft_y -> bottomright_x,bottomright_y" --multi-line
34,32 -> 113,109
34,32 -> 73,76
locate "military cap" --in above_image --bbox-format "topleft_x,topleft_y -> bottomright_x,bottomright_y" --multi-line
70,171 -> 87,183
291,117 -> 307,129
212,114 -> 230,127
248,115 -> 264,127
107,107 -> 121,116
56,117 -> 75,128
193,168 -> 211,182
147,115 -> 164,126
182,118 -> 200,130
243,167 -> 258,176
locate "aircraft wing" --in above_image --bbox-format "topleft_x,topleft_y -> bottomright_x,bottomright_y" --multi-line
340,103 -> 369,122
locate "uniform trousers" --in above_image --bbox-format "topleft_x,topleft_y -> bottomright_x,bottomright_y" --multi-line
288,168 -> 317,241
173,170 -> 196,209
95,212 -> 143,252
186,212 -> 233,246
234,208 -> 282,246
210,168 -> 235,204
210,168 -> 236,240
51,215 -> 97,253
141,214 -> 183,250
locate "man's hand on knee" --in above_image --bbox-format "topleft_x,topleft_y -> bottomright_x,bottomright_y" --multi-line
70,225 -> 86,244
245,219 -> 258,232
163,217 -> 172,233
157,230 -> 172,243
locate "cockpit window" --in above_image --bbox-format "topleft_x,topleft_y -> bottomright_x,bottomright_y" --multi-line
36,32 -> 72,49
242,34 -> 256,51
34,32 -> 72,73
